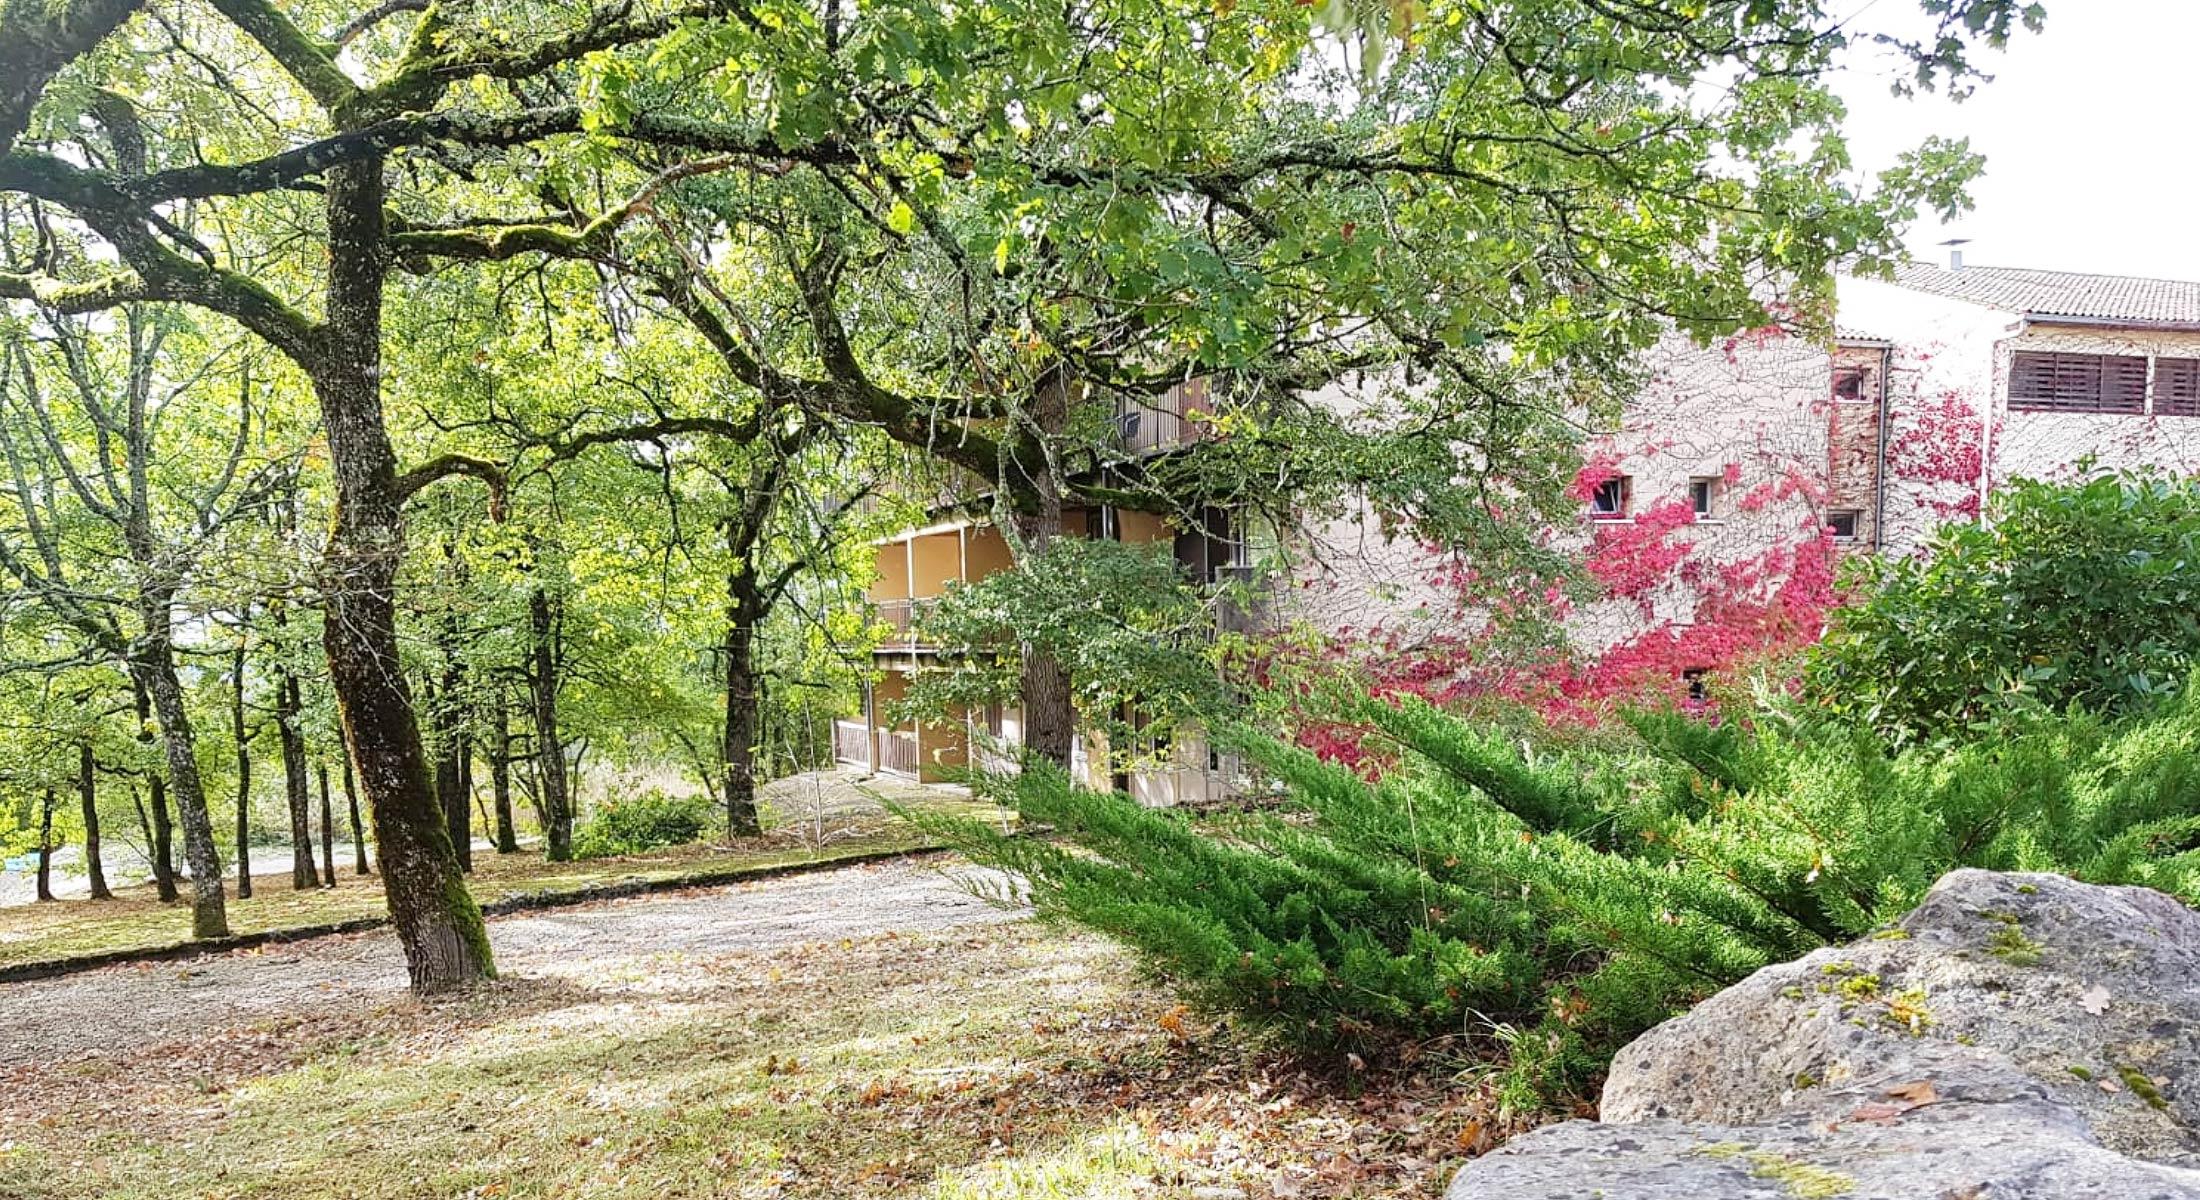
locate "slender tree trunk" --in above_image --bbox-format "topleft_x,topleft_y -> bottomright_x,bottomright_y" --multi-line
432,670 -> 473,873
231,635 -> 253,899
148,778 -> 177,900
131,790 -> 160,896
132,647 -> 227,936
314,156 -> 491,992
318,762 -> 336,887
528,586 -> 572,862
131,677 -> 180,903
34,789 -> 55,902
435,734 -> 472,872
79,742 -> 111,900
343,756 -> 369,875
490,691 -> 518,853
1013,377 -> 1077,767
722,566 -> 763,840
276,665 -> 318,889
273,489 -> 317,890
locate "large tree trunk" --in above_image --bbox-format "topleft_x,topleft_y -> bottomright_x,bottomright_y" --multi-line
34,789 -> 54,902
489,691 -> 518,854
342,756 -> 369,875
527,586 -> 572,862
317,762 -> 336,887
277,661 -> 318,889
1013,377 -> 1077,767
231,636 -> 253,898
79,742 -> 110,901
315,156 -> 492,993
132,645 -> 229,938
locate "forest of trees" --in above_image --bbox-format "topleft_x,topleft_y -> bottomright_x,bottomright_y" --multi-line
0,0 -> 2040,994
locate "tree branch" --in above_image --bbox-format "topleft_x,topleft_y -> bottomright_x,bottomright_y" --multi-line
394,453 -> 508,517
204,0 -> 360,113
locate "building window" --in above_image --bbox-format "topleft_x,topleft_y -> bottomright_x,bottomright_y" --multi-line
1688,476 -> 1722,521
1825,509 -> 1861,542
2009,351 -> 2147,414
2158,358 -> 2200,417
1588,475 -> 1631,520
1681,667 -> 1710,703
1833,368 -> 1871,404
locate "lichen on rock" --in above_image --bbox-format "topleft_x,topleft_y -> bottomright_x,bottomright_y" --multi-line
1450,870 -> 2200,1198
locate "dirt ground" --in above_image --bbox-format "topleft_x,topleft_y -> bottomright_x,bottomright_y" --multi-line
0,857 -> 1019,1065
0,850 -> 1492,1199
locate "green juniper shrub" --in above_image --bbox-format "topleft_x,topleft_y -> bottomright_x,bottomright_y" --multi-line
572,788 -> 715,859
1808,470 -> 2200,742
914,687 -> 2200,1110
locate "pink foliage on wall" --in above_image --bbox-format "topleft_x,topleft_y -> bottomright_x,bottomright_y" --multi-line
1886,389 -> 1988,522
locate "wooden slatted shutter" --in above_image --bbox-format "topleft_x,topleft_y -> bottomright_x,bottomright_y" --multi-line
2158,358 -> 2200,417
2009,351 -> 2148,413
2102,355 -> 2148,413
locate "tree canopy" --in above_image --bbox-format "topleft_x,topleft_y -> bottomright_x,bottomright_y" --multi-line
0,0 -> 2041,988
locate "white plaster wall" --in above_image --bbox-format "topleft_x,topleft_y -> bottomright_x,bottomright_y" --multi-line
1992,325 -> 2200,483
1564,328 -> 1832,651
1835,276 -> 2018,554
1837,277 -> 2200,551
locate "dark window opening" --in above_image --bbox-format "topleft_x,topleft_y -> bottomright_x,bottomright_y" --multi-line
1826,509 -> 1861,542
1833,368 -> 1871,403
1689,476 -> 1721,520
1682,667 -> 1710,703
2010,351 -> 2147,414
1589,476 -> 1630,520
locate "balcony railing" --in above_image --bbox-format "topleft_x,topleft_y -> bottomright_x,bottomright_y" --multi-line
1114,377 -> 1211,456
832,719 -> 871,767
880,729 -> 920,777
872,597 -> 929,647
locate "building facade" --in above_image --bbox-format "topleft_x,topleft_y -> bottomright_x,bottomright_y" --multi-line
837,261 -> 2200,795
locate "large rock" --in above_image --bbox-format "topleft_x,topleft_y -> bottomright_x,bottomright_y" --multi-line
1450,869 -> 2200,1198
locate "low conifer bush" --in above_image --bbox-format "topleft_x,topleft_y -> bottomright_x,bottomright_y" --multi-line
916,689 -> 2200,1108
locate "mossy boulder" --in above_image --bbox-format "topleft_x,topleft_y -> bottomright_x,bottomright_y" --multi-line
1451,870 -> 2200,1198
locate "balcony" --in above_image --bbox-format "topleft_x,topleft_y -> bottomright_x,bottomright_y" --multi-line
879,729 -> 920,777
871,597 -> 932,648
1114,377 -> 1212,456
832,719 -> 871,768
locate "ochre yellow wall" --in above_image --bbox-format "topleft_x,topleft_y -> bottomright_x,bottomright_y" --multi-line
910,532 -> 962,598
869,541 -> 910,601
964,524 -> 1015,582
1119,510 -> 1172,545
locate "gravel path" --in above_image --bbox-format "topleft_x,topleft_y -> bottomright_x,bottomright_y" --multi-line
0,857 -> 1022,1066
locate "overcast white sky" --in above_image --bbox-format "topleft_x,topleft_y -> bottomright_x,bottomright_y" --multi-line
1836,0 -> 2200,280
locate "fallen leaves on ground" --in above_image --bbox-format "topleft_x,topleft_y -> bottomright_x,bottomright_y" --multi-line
0,914 -> 1525,1199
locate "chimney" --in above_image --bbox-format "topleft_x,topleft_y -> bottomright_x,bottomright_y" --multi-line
1939,237 -> 1971,271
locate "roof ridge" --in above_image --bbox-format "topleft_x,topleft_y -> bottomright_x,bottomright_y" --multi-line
1897,261 -> 2200,289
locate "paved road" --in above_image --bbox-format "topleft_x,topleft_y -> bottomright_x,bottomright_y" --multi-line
0,857 -> 1021,1066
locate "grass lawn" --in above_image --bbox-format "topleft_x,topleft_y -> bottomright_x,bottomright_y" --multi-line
0,918 -> 1488,1199
0,785 -> 1004,971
